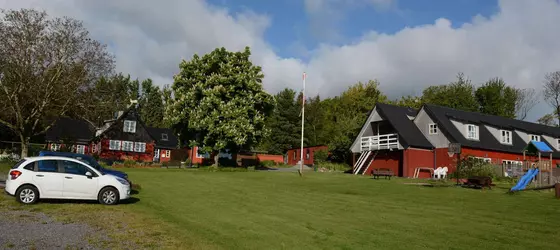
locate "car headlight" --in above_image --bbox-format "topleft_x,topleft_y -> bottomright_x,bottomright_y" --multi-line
116,177 -> 129,186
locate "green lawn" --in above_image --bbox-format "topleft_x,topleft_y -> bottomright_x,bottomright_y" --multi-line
2,168 -> 560,249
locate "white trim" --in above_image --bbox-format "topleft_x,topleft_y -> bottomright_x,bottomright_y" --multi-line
109,140 -> 121,150
134,142 -> 146,152
500,130 -> 512,145
529,134 -> 541,142
76,145 -> 86,154
350,107 -> 381,153
557,139 -> 560,150
123,120 -> 137,133
122,141 -> 134,151
50,144 -> 60,151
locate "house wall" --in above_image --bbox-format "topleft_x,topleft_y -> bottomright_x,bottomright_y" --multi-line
542,135 -> 558,150
350,107 -> 382,153
47,143 -> 89,154
363,150 -> 402,176
414,109 -> 449,148
286,146 -> 329,165
256,154 -> 284,164
403,148 -> 434,178
98,139 -> 155,162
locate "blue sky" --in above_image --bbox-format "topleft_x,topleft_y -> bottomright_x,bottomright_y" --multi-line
208,0 -> 500,59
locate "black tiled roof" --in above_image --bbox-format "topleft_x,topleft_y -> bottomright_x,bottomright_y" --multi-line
146,127 -> 178,149
375,103 -> 433,149
46,117 -> 95,143
424,104 -> 560,157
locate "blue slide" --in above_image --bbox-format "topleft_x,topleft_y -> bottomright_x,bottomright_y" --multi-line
510,168 -> 539,191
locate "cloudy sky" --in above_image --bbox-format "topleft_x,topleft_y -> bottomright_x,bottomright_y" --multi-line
1,0 -> 559,121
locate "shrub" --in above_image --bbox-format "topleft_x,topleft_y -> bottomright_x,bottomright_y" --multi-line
313,149 -> 329,164
316,162 -> 351,172
260,160 -> 276,167
457,157 -> 496,178
123,159 -> 136,168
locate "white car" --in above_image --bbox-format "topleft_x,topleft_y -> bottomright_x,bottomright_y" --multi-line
4,156 -> 130,205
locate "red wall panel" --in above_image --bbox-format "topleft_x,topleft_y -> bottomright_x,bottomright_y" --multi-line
403,148 -> 434,178
363,150 -> 402,176
286,146 -> 328,165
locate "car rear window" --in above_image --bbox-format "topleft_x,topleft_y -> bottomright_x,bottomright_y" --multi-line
11,159 -> 26,169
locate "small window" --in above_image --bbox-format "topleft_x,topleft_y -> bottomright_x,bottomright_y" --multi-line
293,150 -> 296,159
59,160 -> 89,176
91,144 -> 97,153
122,141 -> 134,152
50,144 -> 60,151
473,157 -> 491,163
161,134 -> 168,141
37,160 -> 59,173
123,120 -> 137,133
306,149 -> 310,160
76,145 -> 86,154
165,150 -> 170,158
134,142 -> 146,153
529,134 -> 541,142
500,130 -> 512,145
428,123 -> 438,135
466,124 -> 479,140
109,140 -> 121,150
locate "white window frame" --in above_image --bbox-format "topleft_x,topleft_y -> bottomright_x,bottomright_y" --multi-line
122,141 -> 134,152
76,145 -> 86,154
50,144 -> 60,151
91,144 -> 97,153
529,134 -> 541,142
165,150 -> 170,158
473,156 -> 491,163
428,123 -> 438,135
500,130 -> 512,145
502,160 -> 522,165
123,120 -> 137,133
109,140 -> 121,150
134,142 -> 146,153
466,124 -> 479,140
161,134 -> 168,141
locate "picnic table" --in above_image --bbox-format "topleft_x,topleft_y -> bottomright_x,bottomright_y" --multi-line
372,168 -> 394,180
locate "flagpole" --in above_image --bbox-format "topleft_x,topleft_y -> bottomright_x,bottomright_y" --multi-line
300,72 -> 306,175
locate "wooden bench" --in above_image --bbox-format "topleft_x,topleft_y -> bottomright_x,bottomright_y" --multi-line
372,168 -> 394,180
463,176 -> 493,189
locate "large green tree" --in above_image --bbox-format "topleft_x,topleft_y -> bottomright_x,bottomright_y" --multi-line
0,9 -> 114,156
475,77 -> 517,118
304,95 -> 326,147
258,88 -> 300,154
543,71 -> 560,125
166,47 -> 274,166
422,73 -> 479,112
138,79 -> 165,128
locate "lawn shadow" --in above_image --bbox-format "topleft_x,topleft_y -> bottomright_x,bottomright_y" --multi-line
39,197 -> 140,205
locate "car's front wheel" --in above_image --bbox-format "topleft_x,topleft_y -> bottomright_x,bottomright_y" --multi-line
16,185 -> 39,204
98,187 -> 119,205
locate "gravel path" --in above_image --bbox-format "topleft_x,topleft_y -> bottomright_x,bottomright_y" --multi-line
0,210 -> 109,249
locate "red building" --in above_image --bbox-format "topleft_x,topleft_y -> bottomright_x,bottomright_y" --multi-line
351,103 -> 560,178
286,145 -> 328,166
46,104 -> 179,163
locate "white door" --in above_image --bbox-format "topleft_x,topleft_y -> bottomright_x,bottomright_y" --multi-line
32,160 -> 64,198
58,160 -> 98,199
154,149 -> 160,161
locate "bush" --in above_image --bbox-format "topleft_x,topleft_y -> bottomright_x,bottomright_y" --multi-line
313,149 -> 329,164
316,162 -> 351,172
457,157 -> 496,178
260,160 -> 277,167
123,159 -> 136,168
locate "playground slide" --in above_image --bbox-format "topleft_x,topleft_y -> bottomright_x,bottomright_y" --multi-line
510,168 -> 539,191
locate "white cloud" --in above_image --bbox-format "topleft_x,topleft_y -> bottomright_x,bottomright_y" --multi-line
0,0 -> 559,120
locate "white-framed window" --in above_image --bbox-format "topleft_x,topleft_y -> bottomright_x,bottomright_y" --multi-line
122,141 -> 134,151
196,147 -> 209,158
165,150 -> 170,158
466,124 -> 479,140
306,149 -> 310,159
529,134 -> 541,142
123,120 -> 137,133
109,140 -> 121,150
91,144 -> 97,153
428,123 -> 438,135
500,130 -> 512,145
473,156 -> 491,163
502,160 -> 522,165
161,134 -> 168,141
50,144 -> 60,151
76,145 -> 86,154
134,142 -> 146,153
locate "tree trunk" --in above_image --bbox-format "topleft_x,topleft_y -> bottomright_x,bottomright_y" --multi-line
214,153 -> 219,168
19,134 -> 29,158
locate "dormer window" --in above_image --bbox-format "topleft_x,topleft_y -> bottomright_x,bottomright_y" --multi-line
123,120 -> 136,133
428,123 -> 438,135
161,134 -> 168,141
529,134 -> 541,142
466,124 -> 479,140
500,130 -> 512,145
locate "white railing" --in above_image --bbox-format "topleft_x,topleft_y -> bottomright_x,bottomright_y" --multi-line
361,134 -> 399,151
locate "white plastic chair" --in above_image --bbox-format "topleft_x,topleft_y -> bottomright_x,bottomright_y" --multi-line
441,167 -> 448,179
433,167 -> 442,179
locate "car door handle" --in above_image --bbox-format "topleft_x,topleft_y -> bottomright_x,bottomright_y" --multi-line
36,174 -> 44,177
65,176 -> 73,179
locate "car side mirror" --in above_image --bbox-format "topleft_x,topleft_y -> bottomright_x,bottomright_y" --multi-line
86,171 -> 93,179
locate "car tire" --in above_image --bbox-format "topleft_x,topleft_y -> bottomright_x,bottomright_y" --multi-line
98,187 -> 119,205
16,185 -> 39,204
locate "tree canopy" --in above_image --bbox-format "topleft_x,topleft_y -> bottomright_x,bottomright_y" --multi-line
166,46 -> 274,165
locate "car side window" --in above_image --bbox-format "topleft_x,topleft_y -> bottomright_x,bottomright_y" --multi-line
59,160 -> 90,176
37,160 -> 59,173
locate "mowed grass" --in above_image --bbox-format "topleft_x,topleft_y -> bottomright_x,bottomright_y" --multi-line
2,164 -> 560,249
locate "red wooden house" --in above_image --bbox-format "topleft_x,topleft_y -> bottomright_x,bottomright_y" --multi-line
46,105 -> 179,163
286,145 -> 328,166
351,103 -> 560,178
